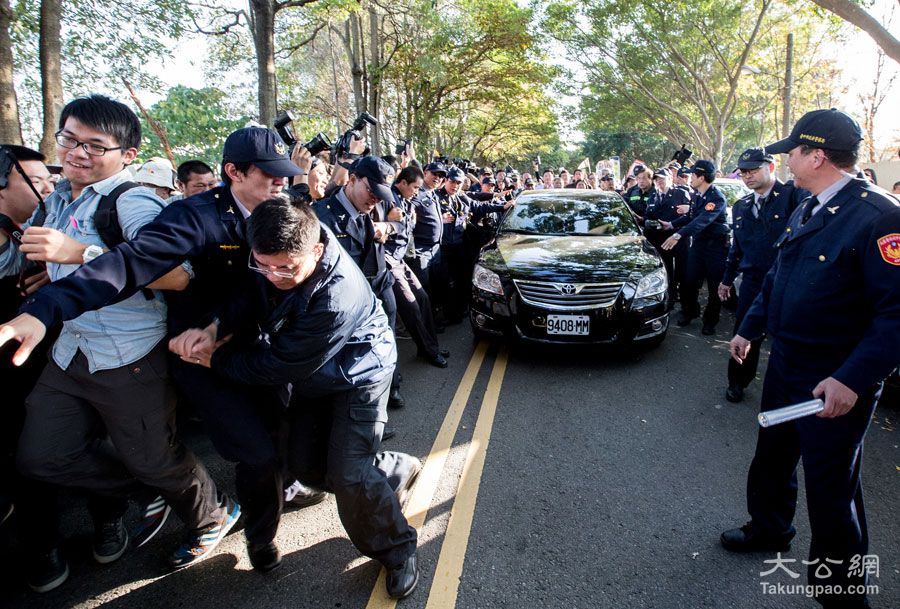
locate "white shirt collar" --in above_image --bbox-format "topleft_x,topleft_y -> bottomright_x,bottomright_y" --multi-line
229,189 -> 252,220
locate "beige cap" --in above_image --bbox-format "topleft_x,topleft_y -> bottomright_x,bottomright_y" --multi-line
134,157 -> 176,190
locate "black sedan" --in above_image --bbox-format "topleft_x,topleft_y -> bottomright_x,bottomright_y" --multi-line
470,189 -> 669,346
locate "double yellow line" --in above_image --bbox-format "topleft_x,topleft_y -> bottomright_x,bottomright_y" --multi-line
365,341 -> 510,609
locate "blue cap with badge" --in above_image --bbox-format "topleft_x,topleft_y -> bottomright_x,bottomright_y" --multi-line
423,161 -> 448,175
765,108 -> 862,155
446,167 -> 466,182
683,159 -> 716,177
223,127 -> 301,177
737,147 -> 775,169
349,155 -> 396,205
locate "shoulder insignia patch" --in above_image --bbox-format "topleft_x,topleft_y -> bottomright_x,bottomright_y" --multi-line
226,206 -> 234,214
704,202 -> 716,211
219,244 -> 240,250
827,206 -> 839,215
877,233 -> 900,266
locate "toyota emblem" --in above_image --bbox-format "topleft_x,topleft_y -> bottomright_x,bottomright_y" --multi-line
559,283 -> 577,295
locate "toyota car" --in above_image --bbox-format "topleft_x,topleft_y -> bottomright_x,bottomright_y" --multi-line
470,189 -> 669,346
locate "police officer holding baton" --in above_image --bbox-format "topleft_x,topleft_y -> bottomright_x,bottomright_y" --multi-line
721,109 -> 900,609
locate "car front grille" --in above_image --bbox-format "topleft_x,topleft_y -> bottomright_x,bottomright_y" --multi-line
513,280 -> 624,311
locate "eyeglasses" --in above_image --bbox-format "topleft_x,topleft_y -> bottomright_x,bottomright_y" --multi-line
55,132 -> 122,157
248,253 -> 300,279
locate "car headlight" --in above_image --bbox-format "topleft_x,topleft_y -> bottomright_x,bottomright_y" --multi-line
635,268 -> 667,298
472,264 -> 503,295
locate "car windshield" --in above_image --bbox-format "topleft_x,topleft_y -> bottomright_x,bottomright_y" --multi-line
716,180 -> 751,206
502,191 -> 639,237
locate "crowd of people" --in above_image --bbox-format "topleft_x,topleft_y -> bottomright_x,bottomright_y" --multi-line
0,94 -> 897,609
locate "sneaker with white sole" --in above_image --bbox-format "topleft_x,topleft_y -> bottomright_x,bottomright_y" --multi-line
93,516 -> 128,564
168,495 -> 240,570
131,495 -> 171,548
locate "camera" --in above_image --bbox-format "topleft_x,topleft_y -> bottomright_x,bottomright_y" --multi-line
395,139 -> 411,155
334,112 -> 377,159
644,219 -> 663,231
303,132 -> 332,156
273,111 -> 297,147
672,145 -> 692,165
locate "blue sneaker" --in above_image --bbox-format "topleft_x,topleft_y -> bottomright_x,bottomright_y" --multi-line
131,495 -> 171,548
168,496 -> 240,570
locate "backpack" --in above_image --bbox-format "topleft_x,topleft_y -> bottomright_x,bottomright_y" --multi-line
93,181 -> 154,300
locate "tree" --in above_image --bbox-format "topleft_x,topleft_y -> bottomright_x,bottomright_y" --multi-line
137,85 -> 249,167
39,0 -> 62,159
808,0 -> 900,65
0,0 -> 22,143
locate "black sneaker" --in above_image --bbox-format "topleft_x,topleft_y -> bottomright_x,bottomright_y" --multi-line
168,495 -> 241,570
676,314 -> 695,327
93,516 -> 128,564
248,541 -> 282,573
283,480 -> 327,508
725,385 -> 744,403
131,495 -> 171,548
721,522 -> 792,553
27,547 -> 69,593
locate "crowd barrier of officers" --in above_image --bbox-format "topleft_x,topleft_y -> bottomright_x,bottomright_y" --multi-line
0,97 -> 897,609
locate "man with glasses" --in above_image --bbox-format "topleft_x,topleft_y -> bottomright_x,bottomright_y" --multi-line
0,95 -> 235,579
169,199 -> 421,599
717,147 -> 806,403
0,124 -> 321,573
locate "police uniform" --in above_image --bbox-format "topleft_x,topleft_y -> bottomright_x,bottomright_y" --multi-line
644,179 -> 690,303
435,172 -> 507,321
723,109 -> 900,609
671,161 -> 730,331
385,184 -> 444,364
410,162 -> 447,293
723,149 -> 807,397
624,183 -> 654,217
16,128 -> 304,561
209,223 -> 419,576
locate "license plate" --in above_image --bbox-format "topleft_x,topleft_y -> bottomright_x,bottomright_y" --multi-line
546,314 -> 590,335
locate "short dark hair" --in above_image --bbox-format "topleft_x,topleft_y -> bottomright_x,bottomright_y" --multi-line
177,160 -> 214,183
248,197 -> 321,256
893,180 -> 900,190
799,144 -> 858,170
396,165 -> 424,185
380,155 -> 400,171
0,144 -> 45,188
221,161 -> 253,187
58,94 -> 141,150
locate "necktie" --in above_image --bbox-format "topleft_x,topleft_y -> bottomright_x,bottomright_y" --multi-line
751,197 -> 760,219
800,196 -> 819,225
359,213 -> 379,278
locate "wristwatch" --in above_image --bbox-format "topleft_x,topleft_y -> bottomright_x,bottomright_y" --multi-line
82,244 -> 104,263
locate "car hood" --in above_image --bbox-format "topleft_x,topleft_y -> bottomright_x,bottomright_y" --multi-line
484,232 -> 661,283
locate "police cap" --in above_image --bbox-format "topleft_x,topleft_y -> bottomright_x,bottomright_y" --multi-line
652,168 -> 669,179
765,108 -> 862,154
349,156 -> 396,205
446,167 -> 466,183
683,159 -> 716,178
223,127 -> 301,177
424,161 -> 448,176
737,147 -> 775,169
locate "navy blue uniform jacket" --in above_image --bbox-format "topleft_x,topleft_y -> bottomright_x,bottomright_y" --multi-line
739,178 -> 900,393
435,187 -> 506,246
19,186 -> 249,334
722,180 -> 806,286
411,187 -> 442,248
672,184 -> 730,241
210,227 -> 396,396
312,191 -> 394,297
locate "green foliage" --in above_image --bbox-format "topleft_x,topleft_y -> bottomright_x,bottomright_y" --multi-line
138,86 -> 249,166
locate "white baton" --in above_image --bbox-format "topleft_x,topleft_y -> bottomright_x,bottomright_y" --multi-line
758,399 -> 825,427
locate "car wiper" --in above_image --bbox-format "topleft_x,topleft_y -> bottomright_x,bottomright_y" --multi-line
502,228 -> 541,235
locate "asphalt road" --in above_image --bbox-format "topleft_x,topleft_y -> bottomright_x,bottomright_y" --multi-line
2,317 -> 898,609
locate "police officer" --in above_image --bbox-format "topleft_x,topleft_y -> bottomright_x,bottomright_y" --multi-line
385,164 -> 448,367
312,156 -> 406,410
661,159 -> 730,335
169,200 -> 422,599
410,161 -> 447,297
624,166 -> 655,218
644,168 -> 689,305
718,147 -> 806,403
723,109 -> 900,609
435,167 -> 512,322
0,127 -> 326,572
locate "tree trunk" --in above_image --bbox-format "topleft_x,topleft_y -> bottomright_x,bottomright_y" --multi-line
0,0 -> 22,144
809,0 -> 900,66
368,6 -> 381,154
39,0 -> 63,160
347,14 -> 365,115
250,0 -> 278,127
